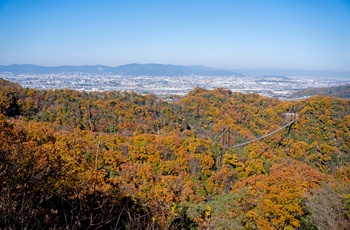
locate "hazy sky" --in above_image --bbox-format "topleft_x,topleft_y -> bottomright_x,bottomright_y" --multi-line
1,0 -> 350,71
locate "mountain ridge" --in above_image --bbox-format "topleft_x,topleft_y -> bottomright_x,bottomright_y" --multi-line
0,63 -> 243,77
2,63 -> 350,78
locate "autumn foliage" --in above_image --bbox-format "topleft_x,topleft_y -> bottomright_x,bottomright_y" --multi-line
1,78 -> 350,229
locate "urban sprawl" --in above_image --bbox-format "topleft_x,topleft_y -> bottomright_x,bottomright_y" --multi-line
1,73 -> 349,100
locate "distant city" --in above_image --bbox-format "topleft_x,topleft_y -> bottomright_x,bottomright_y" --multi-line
1,63 -> 349,100
2,72 -> 349,100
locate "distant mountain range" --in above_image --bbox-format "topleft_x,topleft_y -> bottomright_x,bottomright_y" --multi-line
1,64 -> 349,78
0,64 -> 243,77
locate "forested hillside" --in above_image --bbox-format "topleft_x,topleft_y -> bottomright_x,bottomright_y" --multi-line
1,78 -> 350,229
289,84 -> 350,99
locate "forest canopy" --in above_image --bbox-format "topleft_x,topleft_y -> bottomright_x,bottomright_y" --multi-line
1,78 -> 350,229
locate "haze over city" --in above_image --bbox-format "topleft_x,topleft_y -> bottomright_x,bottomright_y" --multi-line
1,0 -> 350,72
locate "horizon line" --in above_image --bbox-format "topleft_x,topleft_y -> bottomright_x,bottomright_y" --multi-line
1,63 -> 350,73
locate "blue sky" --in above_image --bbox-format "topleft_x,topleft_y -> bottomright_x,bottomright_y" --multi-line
1,0 -> 350,71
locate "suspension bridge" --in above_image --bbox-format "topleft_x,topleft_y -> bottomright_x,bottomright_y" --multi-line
212,108 -> 297,148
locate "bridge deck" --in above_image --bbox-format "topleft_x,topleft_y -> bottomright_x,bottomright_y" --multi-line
231,119 -> 296,148
212,110 -> 298,148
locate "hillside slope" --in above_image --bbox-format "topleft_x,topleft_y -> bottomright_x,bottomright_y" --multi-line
1,79 -> 350,229
289,83 -> 350,99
